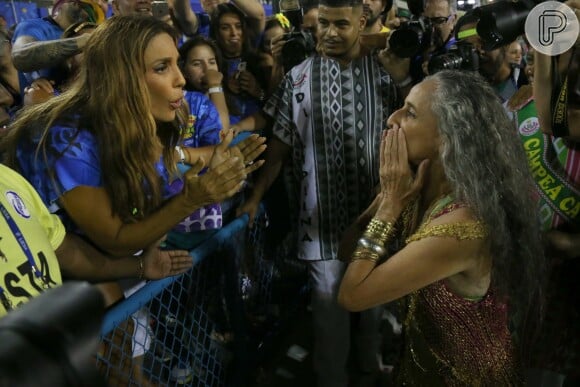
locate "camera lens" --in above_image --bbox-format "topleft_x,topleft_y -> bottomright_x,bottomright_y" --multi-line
389,17 -> 433,58
428,42 -> 479,74
390,27 -> 423,58
475,1 -> 532,50
428,53 -> 463,73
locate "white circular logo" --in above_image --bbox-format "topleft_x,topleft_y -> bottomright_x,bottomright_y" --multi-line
5,191 -> 30,218
525,1 -> 579,56
519,117 -> 540,136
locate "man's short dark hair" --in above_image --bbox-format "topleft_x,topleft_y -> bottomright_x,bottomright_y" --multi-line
319,0 -> 363,8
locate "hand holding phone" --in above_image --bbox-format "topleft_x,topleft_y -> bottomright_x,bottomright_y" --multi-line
152,0 -> 170,19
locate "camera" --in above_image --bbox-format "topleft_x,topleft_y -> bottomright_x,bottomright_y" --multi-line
0,282 -> 106,386
390,17 -> 434,58
278,0 -> 316,71
279,0 -> 316,72
428,41 -> 479,74
473,0 -> 538,51
281,30 -> 316,71
390,0 -> 434,58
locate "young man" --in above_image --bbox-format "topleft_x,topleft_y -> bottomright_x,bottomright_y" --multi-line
363,0 -> 390,34
237,0 -> 409,385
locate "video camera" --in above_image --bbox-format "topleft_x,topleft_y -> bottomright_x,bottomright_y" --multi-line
0,282 -> 106,387
390,0 -> 434,58
281,30 -> 316,72
427,0 -> 539,75
279,0 -> 316,71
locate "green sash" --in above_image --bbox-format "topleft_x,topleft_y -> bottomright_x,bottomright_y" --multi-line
517,99 -> 580,230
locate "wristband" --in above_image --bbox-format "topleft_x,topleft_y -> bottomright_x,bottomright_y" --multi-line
175,145 -> 186,163
395,76 -> 413,88
208,86 -> 224,94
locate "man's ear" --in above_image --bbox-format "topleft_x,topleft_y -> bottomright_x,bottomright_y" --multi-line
359,13 -> 367,31
450,13 -> 457,26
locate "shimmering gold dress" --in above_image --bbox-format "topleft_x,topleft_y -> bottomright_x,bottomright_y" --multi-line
395,196 -> 524,386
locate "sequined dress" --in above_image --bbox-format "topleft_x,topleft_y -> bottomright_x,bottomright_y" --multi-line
396,197 -> 524,386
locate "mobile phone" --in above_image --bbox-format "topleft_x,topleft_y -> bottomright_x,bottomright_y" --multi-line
237,61 -> 247,72
394,0 -> 411,19
152,0 -> 170,19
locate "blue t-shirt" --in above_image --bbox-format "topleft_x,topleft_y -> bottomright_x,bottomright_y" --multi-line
174,91 -> 224,234
182,90 -> 222,148
15,119 -> 178,230
12,17 -> 64,93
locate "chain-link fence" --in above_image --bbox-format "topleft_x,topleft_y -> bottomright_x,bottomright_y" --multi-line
96,210 -> 308,386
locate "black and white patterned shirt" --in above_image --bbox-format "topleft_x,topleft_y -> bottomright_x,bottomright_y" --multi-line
263,54 -> 399,261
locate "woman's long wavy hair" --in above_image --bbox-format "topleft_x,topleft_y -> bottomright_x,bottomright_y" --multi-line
2,15 -> 185,221
209,3 -> 256,59
427,70 -> 546,359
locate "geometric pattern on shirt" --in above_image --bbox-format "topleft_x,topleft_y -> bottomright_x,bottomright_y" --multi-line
267,55 -> 398,260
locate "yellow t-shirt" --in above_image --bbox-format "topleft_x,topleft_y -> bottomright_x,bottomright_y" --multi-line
0,164 -> 64,317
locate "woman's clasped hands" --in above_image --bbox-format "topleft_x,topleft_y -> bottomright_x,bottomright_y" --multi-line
375,127 -> 429,221
179,129 -> 266,209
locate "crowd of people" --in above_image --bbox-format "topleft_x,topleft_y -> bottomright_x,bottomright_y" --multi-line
0,0 -> 579,385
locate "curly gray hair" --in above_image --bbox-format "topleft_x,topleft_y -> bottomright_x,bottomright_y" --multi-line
427,70 -> 546,355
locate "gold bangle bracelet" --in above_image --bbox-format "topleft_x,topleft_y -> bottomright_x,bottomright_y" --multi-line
363,218 -> 396,244
350,248 -> 380,264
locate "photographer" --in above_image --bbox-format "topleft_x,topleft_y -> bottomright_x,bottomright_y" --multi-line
258,14 -> 292,94
245,2 -> 319,101
450,12 -> 527,103
269,10 -> 318,75
402,0 -> 458,82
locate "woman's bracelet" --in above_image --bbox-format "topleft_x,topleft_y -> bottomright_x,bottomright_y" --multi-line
175,145 -> 186,163
208,86 -> 224,94
357,237 -> 387,257
364,218 -> 396,243
350,249 -> 380,264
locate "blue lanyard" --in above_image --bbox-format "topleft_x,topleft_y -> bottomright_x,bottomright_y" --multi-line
0,201 -> 44,282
